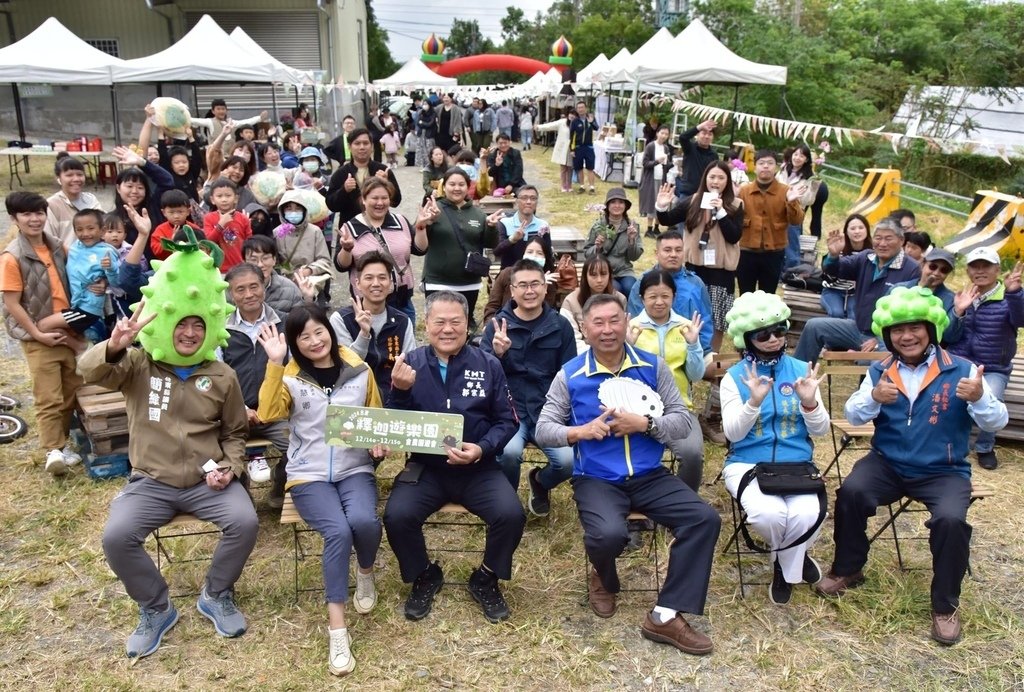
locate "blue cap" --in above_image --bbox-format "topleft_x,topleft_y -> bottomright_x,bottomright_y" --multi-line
298,146 -> 326,164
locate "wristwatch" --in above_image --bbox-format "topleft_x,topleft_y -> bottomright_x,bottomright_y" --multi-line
645,414 -> 658,436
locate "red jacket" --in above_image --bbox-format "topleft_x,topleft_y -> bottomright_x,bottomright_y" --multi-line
203,210 -> 252,272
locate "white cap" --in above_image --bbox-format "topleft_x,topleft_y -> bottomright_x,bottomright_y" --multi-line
964,247 -> 1000,265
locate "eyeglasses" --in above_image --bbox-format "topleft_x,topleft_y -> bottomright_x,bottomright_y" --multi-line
927,262 -> 951,275
512,281 -> 544,292
751,325 -> 787,342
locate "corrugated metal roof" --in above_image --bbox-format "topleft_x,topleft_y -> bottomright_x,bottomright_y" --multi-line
893,86 -> 1024,158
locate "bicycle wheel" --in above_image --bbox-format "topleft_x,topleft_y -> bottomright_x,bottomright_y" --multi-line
0,395 -> 20,411
0,413 -> 28,443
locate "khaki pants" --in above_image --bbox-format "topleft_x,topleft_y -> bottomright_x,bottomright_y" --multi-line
21,340 -> 81,451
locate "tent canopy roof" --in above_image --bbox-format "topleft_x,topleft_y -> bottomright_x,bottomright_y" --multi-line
228,27 -> 311,86
0,17 -> 125,85
634,19 -> 787,86
112,15 -> 278,83
372,59 -> 457,89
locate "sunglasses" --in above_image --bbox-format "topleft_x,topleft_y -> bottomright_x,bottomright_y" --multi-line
752,325 -> 788,342
927,261 -> 952,275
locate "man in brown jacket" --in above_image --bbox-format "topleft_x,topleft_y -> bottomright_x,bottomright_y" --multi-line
79,308 -> 256,659
737,150 -> 805,294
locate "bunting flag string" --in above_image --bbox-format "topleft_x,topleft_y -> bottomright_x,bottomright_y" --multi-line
670,99 -> 1015,165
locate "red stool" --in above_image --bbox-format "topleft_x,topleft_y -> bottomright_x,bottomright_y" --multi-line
98,162 -> 117,186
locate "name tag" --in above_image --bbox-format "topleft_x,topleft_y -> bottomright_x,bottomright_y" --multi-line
703,248 -> 716,266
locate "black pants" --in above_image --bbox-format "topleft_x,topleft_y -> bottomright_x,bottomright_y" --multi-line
831,451 -> 972,613
573,466 -> 720,615
383,465 -> 525,582
808,181 -> 830,238
737,249 -> 785,294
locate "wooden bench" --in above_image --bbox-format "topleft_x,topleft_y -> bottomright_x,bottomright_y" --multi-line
782,287 -> 828,348
997,355 -> 1024,442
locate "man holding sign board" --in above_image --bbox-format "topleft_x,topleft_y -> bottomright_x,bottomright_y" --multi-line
383,291 -> 525,625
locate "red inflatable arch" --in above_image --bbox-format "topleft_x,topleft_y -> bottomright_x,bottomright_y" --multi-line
434,55 -> 556,77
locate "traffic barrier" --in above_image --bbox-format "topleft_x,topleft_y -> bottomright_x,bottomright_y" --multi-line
849,168 -> 901,225
944,191 -> 1024,259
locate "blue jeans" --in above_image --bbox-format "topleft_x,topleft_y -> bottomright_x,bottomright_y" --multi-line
614,275 -> 637,298
973,371 -> 1009,453
498,420 -> 573,491
289,473 -> 381,603
521,129 -> 532,148
820,287 -> 856,319
783,224 -> 802,270
792,317 -> 873,363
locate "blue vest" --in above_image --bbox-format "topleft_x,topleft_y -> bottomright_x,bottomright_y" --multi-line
725,355 -> 815,466
867,348 -> 974,479
563,344 -> 665,483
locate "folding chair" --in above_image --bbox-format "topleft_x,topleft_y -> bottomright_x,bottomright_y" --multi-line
721,496 -> 770,598
280,492 -> 323,600
868,484 -> 994,573
151,514 -> 220,598
581,511 -> 664,596
820,350 -> 887,483
424,502 -> 486,585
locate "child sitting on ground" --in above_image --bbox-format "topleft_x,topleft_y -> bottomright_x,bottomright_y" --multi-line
203,178 -> 252,273
34,209 -> 119,348
149,189 -> 193,260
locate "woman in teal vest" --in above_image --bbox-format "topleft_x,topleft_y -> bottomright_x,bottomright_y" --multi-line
720,290 -> 830,605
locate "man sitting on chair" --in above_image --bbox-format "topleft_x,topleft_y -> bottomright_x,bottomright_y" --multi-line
535,293 -> 720,656
815,286 -> 1007,645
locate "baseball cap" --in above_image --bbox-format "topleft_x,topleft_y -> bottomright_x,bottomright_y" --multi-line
924,247 -> 955,269
964,247 -> 1000,265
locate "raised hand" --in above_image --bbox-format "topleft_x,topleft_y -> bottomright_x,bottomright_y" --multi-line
490,317 -> 511,357
343,174 -> 357,192
681,311 -> 702,345
741,362 -> 773,407
871,373 -> 900,405
123,205 -> 151,237
953,285 -> 979,316
956,365 -> 985,403
1005,261 -> 1023,293
391,353 -> 417,390
336,223 -> 355,253
256,323 -> 288,365
108,300 -> 157,353
825,229 -> 845,257
486,209 -> 506,226
626,222 -> 638,242
794,362 -> 823,408
594,232 -> 605,250
112,145 -> 145,167
699,119 -> 717,132
354,296 -> 372,337
416,197 -> 440,227
785,184 -> 803,202
294,274 -> 316,301
656,183 -> 675,209
627,324 -> 642,345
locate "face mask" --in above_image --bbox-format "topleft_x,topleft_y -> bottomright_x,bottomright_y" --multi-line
523,254 -> 545,267
457,164 -> 474,177
283,211 -> 304,224
302,161 -> 320,173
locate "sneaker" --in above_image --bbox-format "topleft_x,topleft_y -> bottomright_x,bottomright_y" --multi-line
977,451 -> 998,470
353,570 -> 377,614
577,186 -> 585,194
247,457 -> 271,483
931,610 -> 961,645
640,612 -> 713,655
526,467 -> 550,517
404,561 -> 444,621
196,586 -> 247,637
62,444 -> 82,466
328,628 -> 355,676
45,449 -> 67,476
802,555 -> 822,585
815,570 -> 865,598
769,559 -> 792,605
588,186 -> 596,195
467,567 -> 510,623
126,603 -> 179,658
644,229 -> 659,239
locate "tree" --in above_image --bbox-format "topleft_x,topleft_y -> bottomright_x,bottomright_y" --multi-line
365,0 -> 398,80
444,19 -> 495,59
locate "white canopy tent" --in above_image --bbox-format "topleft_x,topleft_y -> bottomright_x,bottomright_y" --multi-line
112,15 -> 278,83
634,19 -> 787,85
228,27 -> 312,86
576,53 -> 609,88
602,28 -> 675,84
595,48 -> 632,84
0,17 -> 127,141
372,59 -> 457,90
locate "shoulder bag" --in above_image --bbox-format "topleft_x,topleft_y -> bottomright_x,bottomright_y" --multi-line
736,461 -> 827,552
440,205 -> 491,277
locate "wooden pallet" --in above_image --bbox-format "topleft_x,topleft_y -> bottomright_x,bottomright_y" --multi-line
782,287 -> 827,347
76,384 -> 129,447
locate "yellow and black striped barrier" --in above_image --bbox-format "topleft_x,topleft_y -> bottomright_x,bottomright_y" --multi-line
849,169 -> 901,225
945,191 -> 1024,259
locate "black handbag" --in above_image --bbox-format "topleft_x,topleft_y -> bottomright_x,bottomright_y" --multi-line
736,462 -> 827,552
441,205 -> 491,277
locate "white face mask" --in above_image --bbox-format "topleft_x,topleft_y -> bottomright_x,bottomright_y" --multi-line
302,161 -> 320,174
283,211 -> 304,224
523,254 -> 545,267
457,164 -> 474,177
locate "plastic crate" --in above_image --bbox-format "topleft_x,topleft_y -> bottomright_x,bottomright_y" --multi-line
85,452 -> 130,480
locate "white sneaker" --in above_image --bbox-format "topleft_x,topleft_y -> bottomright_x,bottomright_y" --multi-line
354,570 -> 377,614
45,449 -> 67,476
247,458 -> 271,483
62,444 -> 82,466
328,628 -> 354,676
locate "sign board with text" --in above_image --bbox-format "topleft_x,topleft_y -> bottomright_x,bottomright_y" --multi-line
325,405 -> 464,455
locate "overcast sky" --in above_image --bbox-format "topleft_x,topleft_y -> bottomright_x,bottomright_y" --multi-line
374,0 -> 559,63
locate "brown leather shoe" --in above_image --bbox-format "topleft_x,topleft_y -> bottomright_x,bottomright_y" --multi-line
698,414 -> 727,445
640,612 -> 713,655
931,611 -> 961,645
814,571 -> 865,597
588,569 -> 616,618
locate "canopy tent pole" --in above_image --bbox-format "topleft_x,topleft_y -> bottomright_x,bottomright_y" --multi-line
110,85 -> 122,146
271,84 -> 278,131
11,84 -> 25,143
729,85 -> 739,144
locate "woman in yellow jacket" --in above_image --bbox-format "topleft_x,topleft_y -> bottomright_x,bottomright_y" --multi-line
256,303 -> 386,678
627,269 -> 706,491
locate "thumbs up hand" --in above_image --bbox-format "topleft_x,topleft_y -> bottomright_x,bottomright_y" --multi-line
956,365 -> 985,403
872,373 -> 900,405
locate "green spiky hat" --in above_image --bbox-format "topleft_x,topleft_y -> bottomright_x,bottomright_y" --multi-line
871,285 -> 949,346
133,226 -> 230,366
725,290 -> 791,350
